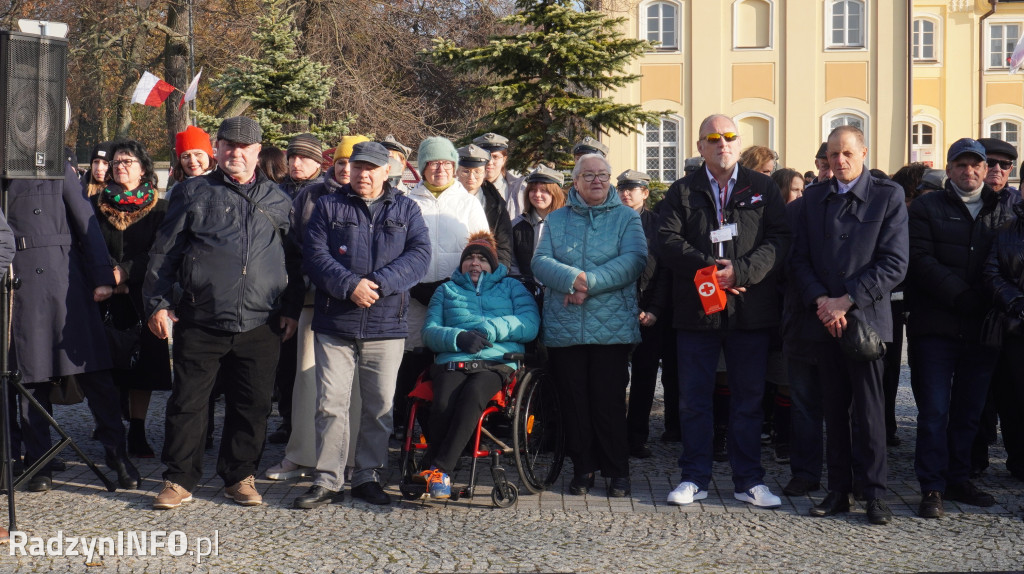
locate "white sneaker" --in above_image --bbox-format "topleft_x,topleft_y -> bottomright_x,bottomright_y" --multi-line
734,484 -> 782,509
667,481 -> 706,505
265,458 -> 312,481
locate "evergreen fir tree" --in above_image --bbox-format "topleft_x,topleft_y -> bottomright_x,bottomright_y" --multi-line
429,0 -> 666,170
198,0 -> 352,146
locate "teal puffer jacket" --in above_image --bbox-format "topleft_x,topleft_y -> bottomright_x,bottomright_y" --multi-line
532,187 -> 647,347
423,263 -> 540,369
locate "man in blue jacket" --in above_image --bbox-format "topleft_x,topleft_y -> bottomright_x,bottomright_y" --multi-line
293,141 -> 430,508
789,125 -> 908,525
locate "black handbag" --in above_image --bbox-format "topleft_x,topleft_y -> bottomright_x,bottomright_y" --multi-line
839,310 -> 886,362
103,309 -> 142,370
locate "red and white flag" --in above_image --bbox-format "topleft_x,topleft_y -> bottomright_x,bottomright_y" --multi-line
131,71 -> 176,107
1010,33 -> 1024,74
178,68 -> 203,109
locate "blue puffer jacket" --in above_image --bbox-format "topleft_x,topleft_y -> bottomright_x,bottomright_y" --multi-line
303,183 -> 431,339
532,186 -> 646,347
423,264 -> 540,369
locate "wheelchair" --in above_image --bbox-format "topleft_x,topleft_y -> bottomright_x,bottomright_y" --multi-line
397,353 -> 565,507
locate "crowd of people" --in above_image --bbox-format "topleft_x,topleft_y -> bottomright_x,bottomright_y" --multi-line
2,111 -> 1024,543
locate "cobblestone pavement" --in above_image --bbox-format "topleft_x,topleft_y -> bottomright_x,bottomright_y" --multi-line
2,360 -> 1023,573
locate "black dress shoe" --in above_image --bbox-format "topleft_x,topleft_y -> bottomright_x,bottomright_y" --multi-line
866,498 -> 892,525
106,451 -> 141,490
809,491 -> 853,517
945,480 -> 996,507
608,477 -> 631,498
568,473 -> 595,495
918,491 -> 944,519
27,472 -> 52,492
782,477 -> 821,497
294,485 -> 345,509
351,481 -> 391,506
629,444 -> 653,459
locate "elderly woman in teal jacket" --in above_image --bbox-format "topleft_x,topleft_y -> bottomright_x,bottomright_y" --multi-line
532,153 -> 647,498
420,231 -> 540,499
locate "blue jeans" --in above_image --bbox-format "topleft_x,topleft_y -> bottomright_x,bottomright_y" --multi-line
676,329 -> 770,492
787,358 -> 824,484
909,335 -> 998,492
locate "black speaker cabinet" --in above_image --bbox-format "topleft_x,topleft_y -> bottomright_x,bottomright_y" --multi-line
0,30 -> 68,180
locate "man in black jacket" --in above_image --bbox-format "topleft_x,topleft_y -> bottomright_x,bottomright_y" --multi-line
659,114 -> 790,509
789,125 -> 908,525
907,138 -> 1015,518
144,116 -> 303,510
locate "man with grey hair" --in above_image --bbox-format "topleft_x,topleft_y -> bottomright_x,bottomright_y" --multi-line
658,114 -> 790,509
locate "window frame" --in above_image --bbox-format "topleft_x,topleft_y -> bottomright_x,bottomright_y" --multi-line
986,20 -> 1023,71
824,0 -> 867,51
912,16 -> 941,64
640,0 -> 682,54
910,116 -> 941,167
986,116 -> 1023,179
731,0 -> 774,51
639,116 -> 684,184
822,109 -> 870,146
733,111 -> 776,152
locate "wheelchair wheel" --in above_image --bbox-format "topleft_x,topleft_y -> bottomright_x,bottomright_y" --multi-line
512,369 -> 565,494
491,483 -> 518,508
399,484 -> 424,501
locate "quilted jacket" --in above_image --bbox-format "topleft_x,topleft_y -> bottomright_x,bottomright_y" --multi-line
422,264 -> 540,368
532,186 -> 646,347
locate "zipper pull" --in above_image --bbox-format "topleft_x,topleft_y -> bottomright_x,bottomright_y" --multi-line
242,265 -> 247,275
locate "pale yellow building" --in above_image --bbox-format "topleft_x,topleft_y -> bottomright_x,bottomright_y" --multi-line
602,0 -> 1024,183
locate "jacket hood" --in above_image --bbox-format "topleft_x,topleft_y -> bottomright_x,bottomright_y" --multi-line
567,183 -> 622,227
450,263 -> 509,290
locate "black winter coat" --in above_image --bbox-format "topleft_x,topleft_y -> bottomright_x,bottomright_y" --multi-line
143,168 -> 304,332
657,164 -> 791,330
479,181 -> 513,269
983,201 -> 1024,326
907,183 -> 1014,341
637,206 -> 671,319
511,214 -> 539,280
5,165 -> 116,382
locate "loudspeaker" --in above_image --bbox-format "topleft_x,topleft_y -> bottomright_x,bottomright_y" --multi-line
0,30 -> 68,179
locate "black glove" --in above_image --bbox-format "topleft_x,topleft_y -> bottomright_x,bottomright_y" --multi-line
954,289 -> 986,317
456,330 -> 493,354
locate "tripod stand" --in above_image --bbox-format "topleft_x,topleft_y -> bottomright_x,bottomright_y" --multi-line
0,179 -> 116,532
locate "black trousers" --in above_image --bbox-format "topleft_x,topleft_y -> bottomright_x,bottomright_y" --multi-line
548,344 -> 631,479
424,366 -> 505,473
273,334 -> 298,429
818,340 -> 888,500
996,335 -> 1024,477
162,322 -> 280,492
882,299 -> 905,438
626,319 -> 679,447
22,369 -> 126,463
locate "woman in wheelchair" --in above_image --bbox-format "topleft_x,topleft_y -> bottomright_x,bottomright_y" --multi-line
419,231 -> 540,498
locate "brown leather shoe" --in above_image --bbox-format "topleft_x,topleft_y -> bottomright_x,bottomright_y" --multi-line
153,481 -> 193,510
225,475 -> 262,506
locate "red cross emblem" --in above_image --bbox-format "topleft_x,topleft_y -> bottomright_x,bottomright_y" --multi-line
699,282 -> 716,296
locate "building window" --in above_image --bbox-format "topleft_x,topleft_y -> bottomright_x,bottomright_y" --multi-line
645,119 -> 679,183
988,120 -> 1021,178
911,122 -> 938,166
823,110 -> 869,144
733,0 -> 773,50
645,2 -> 678,51
913,19 -> 936,61
830,114 -> 863,131
827,0 -> 864,48
989,23 -> 1021,68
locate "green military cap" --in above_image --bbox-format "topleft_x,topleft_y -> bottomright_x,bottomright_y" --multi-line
457,144 -> 491,168
525,164 -> 565,186
616,169 -> 651,188
380,135 -> 412,159
572,136 -> 609,157
472,132 -> 509,152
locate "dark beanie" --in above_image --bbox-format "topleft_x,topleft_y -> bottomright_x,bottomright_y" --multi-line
90,141 -> 115,163
460,230 -> 498,271
287,133 -> 324,163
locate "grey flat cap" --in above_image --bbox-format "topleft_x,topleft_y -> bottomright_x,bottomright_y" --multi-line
525,164 -> 565,186
457,144 -> 491,168
472,132 -> 509,152
617,169 -> 652,188
349,141 -> 391,167
380,134 -> 412,159
572,136 -> 609,157
217,116 -> 262,145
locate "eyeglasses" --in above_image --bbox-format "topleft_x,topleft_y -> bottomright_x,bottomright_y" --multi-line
110,159 -> 137,168
987,158 -> 1014,170
579,172 -> 611,183
700,132 -> 739,144
425,161 -> 454,170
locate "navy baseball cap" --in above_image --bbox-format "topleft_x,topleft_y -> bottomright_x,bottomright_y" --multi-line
947,138 -> 987,163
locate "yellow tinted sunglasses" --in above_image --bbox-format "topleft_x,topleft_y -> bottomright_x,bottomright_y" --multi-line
701,132 -> 739,143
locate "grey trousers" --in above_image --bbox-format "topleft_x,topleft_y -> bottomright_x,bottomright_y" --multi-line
312,333 -> 404,491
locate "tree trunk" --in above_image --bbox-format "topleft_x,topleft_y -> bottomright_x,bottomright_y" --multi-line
163,0 -> 191,156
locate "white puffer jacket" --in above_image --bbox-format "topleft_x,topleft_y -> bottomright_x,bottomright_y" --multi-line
405,180 -> 489,349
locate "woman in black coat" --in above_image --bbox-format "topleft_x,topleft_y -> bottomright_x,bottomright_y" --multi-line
5,161 -> 139,491
509,165 -> 566,284
94,140 -> 170,458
